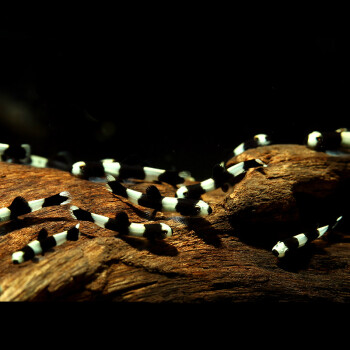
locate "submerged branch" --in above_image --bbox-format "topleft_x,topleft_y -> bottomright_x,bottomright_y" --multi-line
0,144 -> 349,302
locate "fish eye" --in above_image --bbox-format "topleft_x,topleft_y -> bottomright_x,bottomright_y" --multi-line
221,183 -> 229,192
162,229 -> 172,238
194,206 -> 201,215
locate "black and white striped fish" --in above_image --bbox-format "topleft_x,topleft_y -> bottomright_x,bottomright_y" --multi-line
0,143 -> 31,163
233,134 -> 271,156
106,177 -> 212,217
271,216 -> 343,258
69,205 -> 173,239
71,159 -> 194,187
12,224 -> 80,264
22,152 -> 74,172
306,128 -> 350,152
0,142 -> 73,171
176,159 -> 267,199
0,191 -> 71,222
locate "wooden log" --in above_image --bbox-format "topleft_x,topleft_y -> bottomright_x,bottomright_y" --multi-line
0,144 -> 349,302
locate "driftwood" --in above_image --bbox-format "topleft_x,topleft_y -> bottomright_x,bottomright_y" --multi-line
0,144 -> 349,302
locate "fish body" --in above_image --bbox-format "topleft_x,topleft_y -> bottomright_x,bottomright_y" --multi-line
69,205 -> 172,239
0,191 -> 71,222
233,134 -> 271,156
176,159 -> 267,199
272,216 -> 342,258
71,160 -> 193,187
307,128 -> 350,152
12,224 -> 80,264
107,179 -> 212,217
0,143 -> 31,163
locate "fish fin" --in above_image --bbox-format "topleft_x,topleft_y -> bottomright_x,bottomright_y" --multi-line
137,209 -> 158,221
37,228 -> 49,240
212,163 -> 234,190
8,196 -> 29,217
89,177 -> 108,183
147,209 -> 158,220
145,185 -> 162,199
212,163 -> 226,179
171,216 -> 191,226
114,211 -> 130,227
107,179 -> 128,197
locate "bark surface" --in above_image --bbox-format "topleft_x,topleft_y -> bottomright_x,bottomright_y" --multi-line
0,144 -> 349,302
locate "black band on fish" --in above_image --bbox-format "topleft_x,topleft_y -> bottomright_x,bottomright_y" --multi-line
0,143 -> 31,163
7,197 -> 32,220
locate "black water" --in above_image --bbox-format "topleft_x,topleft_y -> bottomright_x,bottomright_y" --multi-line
0,29 -> 349,179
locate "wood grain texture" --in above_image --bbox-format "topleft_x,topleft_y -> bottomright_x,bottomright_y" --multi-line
0,144 -> 349,302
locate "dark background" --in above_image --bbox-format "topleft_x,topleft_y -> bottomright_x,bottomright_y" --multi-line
0,28 -> 349,179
